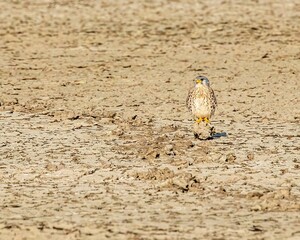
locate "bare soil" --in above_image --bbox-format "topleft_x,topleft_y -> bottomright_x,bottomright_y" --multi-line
0,0 -> 299,239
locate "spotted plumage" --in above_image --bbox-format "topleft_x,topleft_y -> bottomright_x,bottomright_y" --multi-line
186,76 -> 217,123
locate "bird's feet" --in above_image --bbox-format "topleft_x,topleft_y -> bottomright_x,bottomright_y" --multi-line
195,117 -> 210,123
204,117 -> 210,123
196,117 -> 203,123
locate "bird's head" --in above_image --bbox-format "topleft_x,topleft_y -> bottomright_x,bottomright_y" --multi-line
194,75 -> 210,87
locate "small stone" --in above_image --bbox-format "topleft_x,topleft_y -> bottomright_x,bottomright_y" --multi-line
225,153 -> 236,163
46,163 -> 58,171
251,205 -> 262,211
112,128 -> 124,136
144,148 -> 160,159
164,144 -> 173,152
278,188 -> 291,199
247,152 -> 254,160
164,144 -> 175,155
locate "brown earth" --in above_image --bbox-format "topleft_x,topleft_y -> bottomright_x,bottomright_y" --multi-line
0,0 -> 299,239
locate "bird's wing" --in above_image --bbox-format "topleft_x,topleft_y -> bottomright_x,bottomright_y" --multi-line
186,88 -> 194,111
210,88 -> 217,108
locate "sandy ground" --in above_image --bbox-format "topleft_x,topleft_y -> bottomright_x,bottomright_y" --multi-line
0,0 -> 300,239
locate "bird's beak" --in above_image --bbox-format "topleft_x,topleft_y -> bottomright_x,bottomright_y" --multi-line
196,80 -> 201,84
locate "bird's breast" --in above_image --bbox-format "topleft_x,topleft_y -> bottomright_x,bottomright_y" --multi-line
191,88 -> 212,118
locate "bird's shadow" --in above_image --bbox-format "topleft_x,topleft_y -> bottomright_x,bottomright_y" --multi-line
211,132 -> 227,139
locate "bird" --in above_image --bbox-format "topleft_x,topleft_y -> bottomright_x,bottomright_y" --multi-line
186,75 -> 217,123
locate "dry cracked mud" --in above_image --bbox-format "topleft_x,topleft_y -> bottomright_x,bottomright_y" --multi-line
0,0 -> 299,239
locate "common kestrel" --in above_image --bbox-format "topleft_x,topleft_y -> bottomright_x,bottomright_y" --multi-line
186,76 -> 217,123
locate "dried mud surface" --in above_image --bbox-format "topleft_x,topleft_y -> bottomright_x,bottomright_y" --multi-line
0,0 -> 300,239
